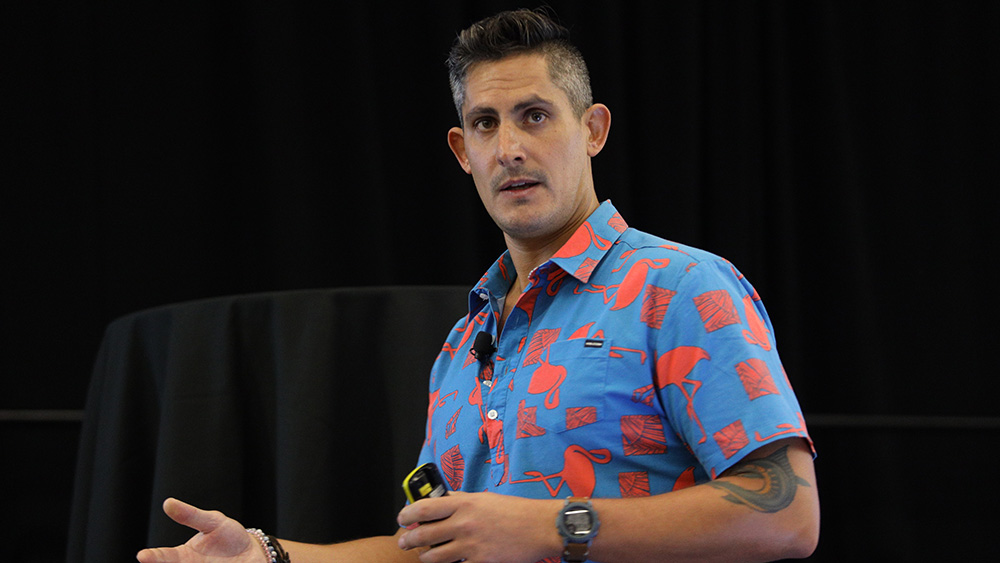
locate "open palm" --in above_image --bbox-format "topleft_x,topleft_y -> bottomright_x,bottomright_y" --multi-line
136,498 -> 264,563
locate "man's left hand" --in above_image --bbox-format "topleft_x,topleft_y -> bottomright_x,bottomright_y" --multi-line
396,491 -> 562,563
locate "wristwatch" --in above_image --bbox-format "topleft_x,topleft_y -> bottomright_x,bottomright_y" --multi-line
556,497 -> 600,562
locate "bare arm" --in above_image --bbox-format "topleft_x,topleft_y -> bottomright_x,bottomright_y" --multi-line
136,498 -> 420,563
278,529 -> 419,563
397,437 -> 819,563
588,437 -> 819,562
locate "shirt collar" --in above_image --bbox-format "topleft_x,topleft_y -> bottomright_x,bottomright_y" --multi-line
468,200 -> 629,313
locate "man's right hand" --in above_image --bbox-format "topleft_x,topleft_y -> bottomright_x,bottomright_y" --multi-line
136,498 -> 266,563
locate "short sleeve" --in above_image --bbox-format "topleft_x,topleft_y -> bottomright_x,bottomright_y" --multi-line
652,259 -> 811,478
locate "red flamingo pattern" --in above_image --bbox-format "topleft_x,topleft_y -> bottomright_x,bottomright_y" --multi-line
735,358 -> 780,400
714,419 -> 750,459
621,414 -> 669,455
510,445 -> 613,498
553,220 -> 612,259
619,471 -> 651,497
578,257 -> 671,311
693,289 -> 741,332
641,285 -> 678,329
741,294 -> 772,350
672,467 -> 697,491
527,351 -> 567,410
566,407 -> 597,430
755,412 -> 810,444
439,310 -> 487,364
516,399 -> 545,438
633,346 -> 712,444
440,444 -> 465,491
416,201 -> 811,505
423,388 -> 458,447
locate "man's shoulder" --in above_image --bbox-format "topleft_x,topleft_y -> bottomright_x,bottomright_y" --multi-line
617,227 -> 726,265
607,227 -> 751,296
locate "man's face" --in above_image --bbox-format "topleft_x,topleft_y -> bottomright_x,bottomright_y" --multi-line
448,54 -> 609,247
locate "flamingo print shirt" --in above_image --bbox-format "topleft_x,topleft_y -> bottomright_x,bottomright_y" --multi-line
418,200 -> 811,501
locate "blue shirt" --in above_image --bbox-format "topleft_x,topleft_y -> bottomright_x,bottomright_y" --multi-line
418,200 -> 810,500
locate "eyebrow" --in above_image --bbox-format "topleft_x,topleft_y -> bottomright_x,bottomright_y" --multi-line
464,95 -> 557,124
512,95 -> 555,113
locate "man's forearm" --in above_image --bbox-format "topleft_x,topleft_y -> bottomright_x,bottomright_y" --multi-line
396,438 -> 818,563
585,438 -> 819,563
278,529 -> 420,563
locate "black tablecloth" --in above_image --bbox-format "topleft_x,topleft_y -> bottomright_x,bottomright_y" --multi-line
68,286 -> 469,562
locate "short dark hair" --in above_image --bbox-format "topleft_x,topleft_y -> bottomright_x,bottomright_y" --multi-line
446,8 -> 593,126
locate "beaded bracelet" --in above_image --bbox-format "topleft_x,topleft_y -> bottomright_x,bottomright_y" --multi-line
246,528 -> 291,563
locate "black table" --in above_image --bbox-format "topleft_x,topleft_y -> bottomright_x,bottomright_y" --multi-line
68,286 -> 469,562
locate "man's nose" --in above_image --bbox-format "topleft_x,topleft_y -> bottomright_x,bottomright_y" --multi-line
495,123 -> 526,166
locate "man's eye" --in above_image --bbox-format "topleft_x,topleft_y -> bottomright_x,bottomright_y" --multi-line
527,111 -> 547,123
474,118 -> 496,131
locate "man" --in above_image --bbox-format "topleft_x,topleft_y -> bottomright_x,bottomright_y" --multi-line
138,8 -> 819,563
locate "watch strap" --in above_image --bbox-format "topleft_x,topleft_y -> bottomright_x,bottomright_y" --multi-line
560,496 -> 594,562
562,540 -> 589,562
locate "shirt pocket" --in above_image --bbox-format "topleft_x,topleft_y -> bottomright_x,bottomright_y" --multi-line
521,338 -> 611,434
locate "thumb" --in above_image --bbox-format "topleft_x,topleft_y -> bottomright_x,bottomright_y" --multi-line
137,546 -> 183,563
162,498 -> 229,534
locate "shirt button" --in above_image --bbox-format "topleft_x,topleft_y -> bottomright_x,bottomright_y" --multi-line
487,409 -> 498,420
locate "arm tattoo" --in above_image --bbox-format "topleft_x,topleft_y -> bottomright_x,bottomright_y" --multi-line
708,445 -> 810,513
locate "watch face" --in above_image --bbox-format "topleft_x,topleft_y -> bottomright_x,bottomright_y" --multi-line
564,507 -> 594,536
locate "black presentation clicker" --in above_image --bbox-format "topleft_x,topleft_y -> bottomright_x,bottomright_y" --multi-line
402,462 -> 449,504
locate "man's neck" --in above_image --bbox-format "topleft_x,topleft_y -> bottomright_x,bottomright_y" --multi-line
502,198 -> 601,289
502,229 -> 569,294
498,197 -> 601,328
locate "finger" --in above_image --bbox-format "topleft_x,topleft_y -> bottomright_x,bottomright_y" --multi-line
398,520 -> 453,552
423,541 -> 465,563
398,496 -> 457,528
162,498 -> 229,535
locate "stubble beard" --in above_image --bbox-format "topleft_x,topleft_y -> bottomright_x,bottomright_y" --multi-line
486,167 -> 560,240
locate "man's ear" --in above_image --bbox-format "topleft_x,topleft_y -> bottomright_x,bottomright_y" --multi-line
448,126 -> 472,174
583,104 -> 611,157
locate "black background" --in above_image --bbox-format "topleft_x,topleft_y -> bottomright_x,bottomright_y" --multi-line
3,1 -> 998,560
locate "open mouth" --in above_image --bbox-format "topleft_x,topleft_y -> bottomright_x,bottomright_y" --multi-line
501,179 -> 541,192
